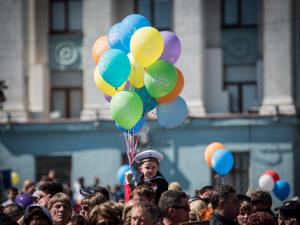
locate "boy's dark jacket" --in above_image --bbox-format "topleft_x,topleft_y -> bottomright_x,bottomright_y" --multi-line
132,171 -> 168,204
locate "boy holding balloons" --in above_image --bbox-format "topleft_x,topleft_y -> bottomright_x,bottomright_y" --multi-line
124,149 -> 168,205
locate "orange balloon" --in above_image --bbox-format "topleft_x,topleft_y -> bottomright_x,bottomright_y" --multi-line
157,68 -> 184,103
92,36 -> 110,63
204,142 -> 225,166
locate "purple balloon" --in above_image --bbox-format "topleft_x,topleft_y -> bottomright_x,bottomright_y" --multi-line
160,31 -> 181,64
104,94 -> 112,102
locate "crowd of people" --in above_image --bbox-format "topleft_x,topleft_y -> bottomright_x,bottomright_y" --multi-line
1,149 -> 300,225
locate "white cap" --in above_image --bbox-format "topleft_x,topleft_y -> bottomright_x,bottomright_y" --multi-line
134,149 -> 164,164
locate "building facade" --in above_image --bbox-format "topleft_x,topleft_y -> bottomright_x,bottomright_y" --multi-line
0,0 -> 299,205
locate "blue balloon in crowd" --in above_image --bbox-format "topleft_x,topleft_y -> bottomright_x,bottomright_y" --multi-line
274,179 -> 290,201
108,23 -> 127,52
116,116 -> 145,134
211,149 -> 234,176
157,96 -> 188,129
98,49 -> 130,88
117,164 -> 130,185
119,14 -> 151,52
134,87 -> 157,113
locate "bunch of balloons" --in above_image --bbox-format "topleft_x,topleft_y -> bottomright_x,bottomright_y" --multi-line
204,142 -> 234,176
92,14 -> 188,131
258,170 -> 290,201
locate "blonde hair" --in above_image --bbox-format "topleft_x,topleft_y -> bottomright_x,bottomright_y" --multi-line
168,182 -> 182,192
189,199 -> 211,221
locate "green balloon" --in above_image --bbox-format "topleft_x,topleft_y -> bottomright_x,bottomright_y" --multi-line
110,90 -> 143,129
144,60 -> 177,99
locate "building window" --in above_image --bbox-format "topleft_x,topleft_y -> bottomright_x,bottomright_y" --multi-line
222,0 -> 259,113
50,71 -> 82,118
222,0 -> 257,27
134,0 -> 172,30
212,152 -> 249,194
50,0 -> 82,33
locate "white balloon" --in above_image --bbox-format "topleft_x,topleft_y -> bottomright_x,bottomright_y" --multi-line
259,174 -> 275,192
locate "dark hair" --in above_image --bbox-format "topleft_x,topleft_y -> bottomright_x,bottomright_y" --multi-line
3,204 -> 24,222
210,185 -> 236,210
249,190 -> 272,209
158,190 -> 187,217
80,186 -> 110,201
39,182 -> 63,197
88,203 -> 120,225
81,192 -> 107,209
246,211 -> 275,225
68,215 -> 87,225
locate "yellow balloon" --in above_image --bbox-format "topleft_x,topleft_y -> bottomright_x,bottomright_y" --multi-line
94,67 -> 127,96
11,171 -> 20,186
130,27 -> 164,68
127,53 -> 145,88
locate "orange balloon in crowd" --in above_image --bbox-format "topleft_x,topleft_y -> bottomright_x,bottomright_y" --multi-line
157,68 -> 184,104
92,36 -> 110,63
204,142 -> 225,166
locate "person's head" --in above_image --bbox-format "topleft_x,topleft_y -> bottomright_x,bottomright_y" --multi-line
158,190 -> 189,225
237,201 -> 253,225
80,186 -> 110,202
22,180 -> 36,194
7,187 -> 18,200
131,184 -> 155,203
210,185 -> 239,220
134,150 -> 164,180
39,182 -> 64,197
93,177 -> 100,186
198,186 -> 213,204
168,182 -> 182,192
275,200 -> 300,225
3,204 -> 24,222
248,190 -> 272,212
24,205 -> 53,225
122,200 -> 136,225
78,177 -> 84,187
48,170 -> 56,181
246,211 -> 275,225
47,193 -> 72,225
189,199 -> 208,222
88,203 -> 121,225
79,192 -> 107,219
131,201 -> 159,225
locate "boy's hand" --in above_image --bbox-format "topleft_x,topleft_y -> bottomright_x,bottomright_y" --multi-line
124,170 -> 133,184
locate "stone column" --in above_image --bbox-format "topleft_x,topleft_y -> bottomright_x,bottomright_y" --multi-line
81,0 -> 114,120
259,0 -> 296,115
0,0 -> 28,122
173,0 -> 206,116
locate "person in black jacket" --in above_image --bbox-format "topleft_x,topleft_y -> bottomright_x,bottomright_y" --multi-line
124,149 -> 168,204
210,185 -> 239,225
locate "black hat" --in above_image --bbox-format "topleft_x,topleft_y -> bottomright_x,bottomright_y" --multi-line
80,186 -> 110,200
275,200 -> 300,218
199,186 -> 213,194
24,205 -> 53,225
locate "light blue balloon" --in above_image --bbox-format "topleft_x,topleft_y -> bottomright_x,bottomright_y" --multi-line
134,87 -> 158,113
274,179 -> 290,201
117,164 -> 130,185
211,150 -> 234,176
108,23 -> 127,52
116,116 -> 145,134
98,49 -> 130,88
119,14 -> 151,52
157,96 -> 188,129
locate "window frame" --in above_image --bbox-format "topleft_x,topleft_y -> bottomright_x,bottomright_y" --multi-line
134,0 -> 173,31
49,0 -> 83,34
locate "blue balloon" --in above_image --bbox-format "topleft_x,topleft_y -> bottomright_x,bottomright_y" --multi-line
98,49 -> 130,88
274,179 -> 290,201
116,116 -> 145,134
108,23 -> 127,52
119,14 -> 151,52
117,164 -> 130,185
134,87 -> 157,113
211,149 -> 234,176
157,96 -> 188,129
